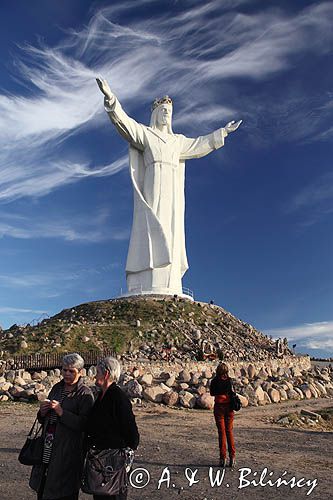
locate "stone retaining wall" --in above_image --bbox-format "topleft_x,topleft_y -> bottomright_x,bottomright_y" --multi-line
122,355 -> 312,377
2,354 -> 331,412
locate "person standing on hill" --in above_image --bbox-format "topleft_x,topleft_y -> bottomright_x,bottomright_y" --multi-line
210,362 -> 236,468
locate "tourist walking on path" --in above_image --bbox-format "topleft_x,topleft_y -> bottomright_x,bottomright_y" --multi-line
210,362 -> 236,468
29,352 -> 94,499
86,357 -> 140,500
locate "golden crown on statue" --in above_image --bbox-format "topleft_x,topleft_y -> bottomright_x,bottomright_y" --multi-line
151,95 -> 173,111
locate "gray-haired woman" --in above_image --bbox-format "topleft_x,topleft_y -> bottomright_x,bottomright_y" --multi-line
87,357 -> 140,500
29,353 -> 94,500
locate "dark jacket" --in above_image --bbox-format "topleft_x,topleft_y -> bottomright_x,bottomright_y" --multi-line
210,376 -> 233,403
29,378 -> 94,499
87,382 -> 139,450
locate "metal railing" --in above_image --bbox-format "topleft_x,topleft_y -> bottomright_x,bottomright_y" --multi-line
4,349 -> 117,372
119,285 -> 194,300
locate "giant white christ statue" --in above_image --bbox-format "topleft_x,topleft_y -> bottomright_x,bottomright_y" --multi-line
97,78 -> 242,298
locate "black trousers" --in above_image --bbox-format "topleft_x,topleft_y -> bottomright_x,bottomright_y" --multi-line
93,491 -> 127,500
37,464 -> 79,500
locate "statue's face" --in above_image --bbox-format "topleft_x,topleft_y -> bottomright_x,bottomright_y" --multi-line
156,104 -> 173,127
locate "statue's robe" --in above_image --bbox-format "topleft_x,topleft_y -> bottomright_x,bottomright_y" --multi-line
105,96 -> 227,295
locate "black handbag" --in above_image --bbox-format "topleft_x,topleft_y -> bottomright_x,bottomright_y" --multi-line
18,417 -> 44,465
82,447 -> 133,496
230,381 -> 242,412
230,391 -> 241,411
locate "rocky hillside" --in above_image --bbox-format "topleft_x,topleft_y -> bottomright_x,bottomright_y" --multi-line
0,296 -> 291,362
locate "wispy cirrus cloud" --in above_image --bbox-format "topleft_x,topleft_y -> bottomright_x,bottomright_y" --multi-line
266,321 -> 333,354
283,171 -> 333,226
0,306 -> 47,314
0,206 -> 129,242
0,0 -> 333,207
0,264 -> 119,289
0,155 -> 127,203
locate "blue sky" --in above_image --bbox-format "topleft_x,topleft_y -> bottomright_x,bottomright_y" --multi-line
0,0 -> 332,358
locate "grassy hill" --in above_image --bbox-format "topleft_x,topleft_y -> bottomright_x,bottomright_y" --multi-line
0,296 -> 286,362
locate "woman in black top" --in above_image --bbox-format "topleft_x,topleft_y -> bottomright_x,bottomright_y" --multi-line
87,357 -> 139,500
29,353 -> 94,500
210,363 -> 236,468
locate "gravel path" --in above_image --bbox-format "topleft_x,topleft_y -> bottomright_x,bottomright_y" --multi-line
0,398 -> 332,500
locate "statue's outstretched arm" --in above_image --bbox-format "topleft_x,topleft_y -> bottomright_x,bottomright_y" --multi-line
180,120 -> 242,160
224,120 -> 242,134
96,77 -> 114,102
96,77 -> 145,150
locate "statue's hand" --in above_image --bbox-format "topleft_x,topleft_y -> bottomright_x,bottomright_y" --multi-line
224,120 -> 242,134
96,77 -> 113,100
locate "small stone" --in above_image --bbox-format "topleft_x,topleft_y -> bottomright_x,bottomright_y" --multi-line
277,416 -> 290,425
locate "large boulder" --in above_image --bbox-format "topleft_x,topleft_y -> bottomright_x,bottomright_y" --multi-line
278,388 -> 288,401
190,373 -> 201,386
13,376 -> 27,387
162,390 -> 179,406
22,371 -> 32,381
238,394 -> 249,408
178,370 -> 191,383
299,384 -> 312,399
143,385 -> 168,403
197,385 -> 207,396
263,391 -> 271,404
312,381 -> 327,396
247,364 -> 256,379
125,380 -> 143,398
293,387 -> 304,399
20,388 -> 37,401
139,374 -> 153,386
287,389 -> 301,400
308,383 -> 319,398
197,393 -> 214,410
165,375 -> 176,387
0,381 -> 12,392
5,370 -> 15,382
9,385 -> 25,398
254,386 -> 265,403
179,390 -> 196,409
243,387 -> 258,406
262,381 -> 272,393
268,388 -> 281,403
202,369 -> 213,379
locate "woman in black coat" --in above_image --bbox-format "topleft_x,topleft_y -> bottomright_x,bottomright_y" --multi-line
210,362 -> 236,468
87,356 -> 140,500
29,353 -> 94,500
